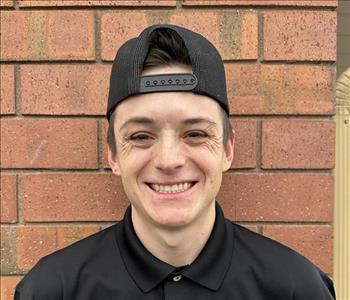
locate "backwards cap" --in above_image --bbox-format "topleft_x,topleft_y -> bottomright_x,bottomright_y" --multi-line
107,24 -> 228,121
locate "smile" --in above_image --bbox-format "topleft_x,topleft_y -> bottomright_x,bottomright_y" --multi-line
147,182 -> 196,194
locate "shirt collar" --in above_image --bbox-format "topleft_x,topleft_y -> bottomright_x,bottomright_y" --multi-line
115,202 -> 234,293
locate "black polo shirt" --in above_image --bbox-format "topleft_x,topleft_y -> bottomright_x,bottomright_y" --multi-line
15,203 -> 335,299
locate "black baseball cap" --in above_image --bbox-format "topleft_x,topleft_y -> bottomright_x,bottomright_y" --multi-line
107,24 -> 228,121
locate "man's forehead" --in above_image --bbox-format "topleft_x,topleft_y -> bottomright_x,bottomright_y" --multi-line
115,87 -> 222,116
118,116 -> 219,131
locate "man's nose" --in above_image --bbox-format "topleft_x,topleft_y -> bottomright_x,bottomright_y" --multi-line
154,136 -> 186,172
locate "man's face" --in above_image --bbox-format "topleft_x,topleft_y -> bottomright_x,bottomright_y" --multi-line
108,65 -> 234,229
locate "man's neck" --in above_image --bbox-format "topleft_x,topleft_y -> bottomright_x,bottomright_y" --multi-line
131,203 -> 216,267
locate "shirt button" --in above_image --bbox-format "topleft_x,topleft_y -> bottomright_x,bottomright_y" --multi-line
173,275 -> 182,282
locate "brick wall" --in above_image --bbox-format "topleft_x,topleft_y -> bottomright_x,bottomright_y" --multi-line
0,0 -> 337,298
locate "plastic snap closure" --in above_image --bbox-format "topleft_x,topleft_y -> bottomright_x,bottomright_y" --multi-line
173,275 -> 182,282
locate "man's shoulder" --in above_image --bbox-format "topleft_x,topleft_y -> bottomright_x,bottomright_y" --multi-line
44,222 -> 119,265
229,220 -> 320,272
228,221 -> 335,298
15,223 -> 121,299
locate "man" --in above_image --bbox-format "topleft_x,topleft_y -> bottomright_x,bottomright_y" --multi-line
15,24 -> 336,299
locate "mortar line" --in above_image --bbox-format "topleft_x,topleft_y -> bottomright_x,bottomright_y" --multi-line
245,222 -> 335,226
175,5 -> 336,11
0,169 -> 112,174
17,174 -> 24,225
97,119 -> 104,171
15,5 -> 176,11
14,64 -> 21,117
0,60 -> 110,65
94,10 -> 102,64
176,0 -> 182,9
223,115 -> 335,120
256,119 -> 262,171
257,9 -> 264,63
226,168 -> 334,174
9,3 -> 337,11
3,221 -> 120,227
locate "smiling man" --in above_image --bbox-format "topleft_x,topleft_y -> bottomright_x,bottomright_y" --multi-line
15,24 -> 335,300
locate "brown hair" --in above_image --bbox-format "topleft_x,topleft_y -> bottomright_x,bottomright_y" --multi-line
107,28 -> 233,156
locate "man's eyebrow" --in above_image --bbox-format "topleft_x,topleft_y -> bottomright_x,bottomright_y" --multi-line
182,118 -> 217,127
119,117 -> 218,131
120,117 -> 156,131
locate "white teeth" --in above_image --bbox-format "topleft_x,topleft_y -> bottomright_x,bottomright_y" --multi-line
149,182 -> 194,193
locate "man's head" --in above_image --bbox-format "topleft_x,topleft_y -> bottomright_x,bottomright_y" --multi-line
107,25 -> 233,156
107,25 -> 234,229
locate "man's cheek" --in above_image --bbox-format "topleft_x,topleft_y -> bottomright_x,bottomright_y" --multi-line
118,139 -> 135,158
187,138 -> 222,157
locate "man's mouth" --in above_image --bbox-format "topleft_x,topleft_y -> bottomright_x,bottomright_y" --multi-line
146,182 -> 197,194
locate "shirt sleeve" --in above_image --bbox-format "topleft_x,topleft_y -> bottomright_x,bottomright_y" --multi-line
293,265 -> 336,300
14,257 -> 63,300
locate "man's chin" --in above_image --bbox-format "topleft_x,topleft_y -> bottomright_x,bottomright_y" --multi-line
149,209 -> 194,229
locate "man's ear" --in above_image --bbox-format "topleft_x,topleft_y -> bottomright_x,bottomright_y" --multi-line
108,147 -> 121,176
222,129 -> 235,172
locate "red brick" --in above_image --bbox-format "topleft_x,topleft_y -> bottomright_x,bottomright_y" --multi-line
0,0 -> 14,7
16,226 -> 100,271
16,227 -> 57,271
263,226 -> 333,273
225,64 -> 335,115
0,175 -> 17,223
0,11 -> 95,61
20,65 -> 110,116
19,0 -> 176,7
22,173 -> 129,222
262,120 -> 335,169
101,12 -> 149,61
101,11 -> 258,61
218,173 -> 333,222
183,0 -> 336,6
1,119 -> 98,169
0,276 -> 22,300
231,119 -> 257,169
170,11 -> 220,54
0,12 -> 27,60
170,11 -> 257,60
56,226 -> 100,248
0,65 -> 15,115
263,11 -> 337,61
237,224 -> 258,233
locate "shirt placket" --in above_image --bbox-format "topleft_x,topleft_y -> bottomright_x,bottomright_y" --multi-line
162,272 -> 185,300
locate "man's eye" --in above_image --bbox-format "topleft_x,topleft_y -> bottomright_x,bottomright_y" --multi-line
130,134 -> 152,141
186,131 -> 208,139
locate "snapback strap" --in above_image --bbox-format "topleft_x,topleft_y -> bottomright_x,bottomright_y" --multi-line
139,73 -> 198,93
